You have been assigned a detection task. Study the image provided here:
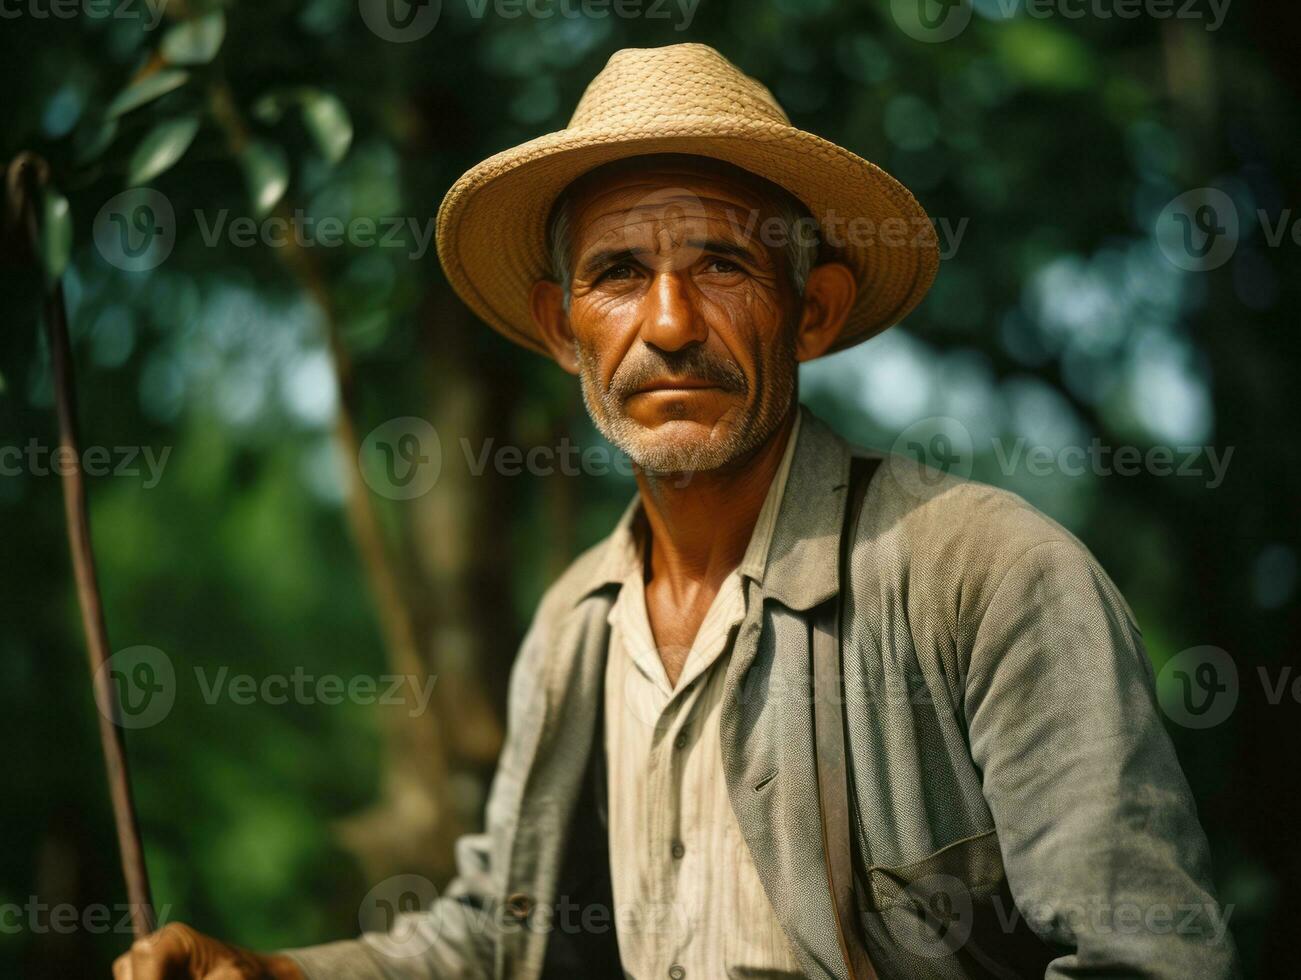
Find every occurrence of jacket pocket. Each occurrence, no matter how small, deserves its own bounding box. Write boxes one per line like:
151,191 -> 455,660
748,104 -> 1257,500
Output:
858,830 -> 1058,980
866,829 -> 1007,912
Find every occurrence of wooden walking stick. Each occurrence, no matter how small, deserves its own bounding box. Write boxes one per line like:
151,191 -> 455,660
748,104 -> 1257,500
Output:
6,153 -> 157,939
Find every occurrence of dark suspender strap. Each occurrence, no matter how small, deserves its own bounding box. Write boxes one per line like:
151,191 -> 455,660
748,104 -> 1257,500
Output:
813,455 -> 882,980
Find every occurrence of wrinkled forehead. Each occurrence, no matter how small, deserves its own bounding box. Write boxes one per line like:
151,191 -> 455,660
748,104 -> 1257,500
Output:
559,154 -> 796,253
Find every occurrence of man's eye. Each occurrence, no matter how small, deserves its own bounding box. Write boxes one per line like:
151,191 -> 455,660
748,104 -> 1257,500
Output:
704,257 -> 742,274
597,262 -> 636,282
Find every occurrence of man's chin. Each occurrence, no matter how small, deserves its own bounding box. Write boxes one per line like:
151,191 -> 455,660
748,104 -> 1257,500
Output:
618,422 -> 739,475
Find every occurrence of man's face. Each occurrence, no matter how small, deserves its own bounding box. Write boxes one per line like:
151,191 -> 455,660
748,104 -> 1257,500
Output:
561,159 -> 803,474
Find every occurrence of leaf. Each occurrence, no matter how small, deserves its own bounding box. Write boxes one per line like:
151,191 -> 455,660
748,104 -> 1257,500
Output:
107,70 -> 190,118
127,116 -> 201,186
300,91 -> 353,165
251,88 -> 353,165
252,91 -> 289,124
160,11 -> 227,66
240,140 -> 289,217
40,186 -> 73,286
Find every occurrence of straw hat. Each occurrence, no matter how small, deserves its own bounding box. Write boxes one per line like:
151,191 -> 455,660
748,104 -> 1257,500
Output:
436,43 -> 938,357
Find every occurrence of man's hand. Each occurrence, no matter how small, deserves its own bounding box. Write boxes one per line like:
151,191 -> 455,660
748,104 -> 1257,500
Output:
111,923 -> 304,979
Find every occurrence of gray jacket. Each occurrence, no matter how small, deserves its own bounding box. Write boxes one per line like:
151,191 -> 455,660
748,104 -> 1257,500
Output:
289,407 -> 1239,979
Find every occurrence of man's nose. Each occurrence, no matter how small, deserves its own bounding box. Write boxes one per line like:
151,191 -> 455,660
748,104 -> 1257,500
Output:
639,269 -> 707,352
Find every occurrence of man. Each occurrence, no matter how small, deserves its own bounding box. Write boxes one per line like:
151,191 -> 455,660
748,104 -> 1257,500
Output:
114,44 -> 1239,980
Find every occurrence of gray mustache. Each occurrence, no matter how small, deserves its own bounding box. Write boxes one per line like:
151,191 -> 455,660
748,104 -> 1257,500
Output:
609,347 -> 747,399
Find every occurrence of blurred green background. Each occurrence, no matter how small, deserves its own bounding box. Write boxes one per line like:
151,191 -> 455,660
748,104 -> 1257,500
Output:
2,0 -> 1298,975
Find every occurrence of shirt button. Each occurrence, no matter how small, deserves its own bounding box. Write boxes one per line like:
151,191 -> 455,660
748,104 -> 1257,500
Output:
673,731 -> 688,749
671,841 -> 685,859
669,966 -> 686,980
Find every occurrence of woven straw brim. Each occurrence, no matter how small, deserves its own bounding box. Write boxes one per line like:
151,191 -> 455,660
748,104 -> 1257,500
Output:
437,117 -> 939,357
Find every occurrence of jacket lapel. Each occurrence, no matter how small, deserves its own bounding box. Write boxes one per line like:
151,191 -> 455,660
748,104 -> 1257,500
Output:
721,407 -> 858,979
726,406 -> 855,680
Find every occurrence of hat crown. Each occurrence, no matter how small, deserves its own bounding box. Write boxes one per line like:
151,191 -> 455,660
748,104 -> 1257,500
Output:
568,43 -> 791,132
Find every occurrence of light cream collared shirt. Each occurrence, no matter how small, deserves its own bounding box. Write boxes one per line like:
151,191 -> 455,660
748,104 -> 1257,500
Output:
603,414 -> 804,980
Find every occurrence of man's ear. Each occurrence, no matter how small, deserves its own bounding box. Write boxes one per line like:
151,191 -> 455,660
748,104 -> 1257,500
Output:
530,280 -> 580,375
793,262 -> 857,363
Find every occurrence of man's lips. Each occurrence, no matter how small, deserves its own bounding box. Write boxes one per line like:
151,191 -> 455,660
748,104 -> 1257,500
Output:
629,377 -> 724,396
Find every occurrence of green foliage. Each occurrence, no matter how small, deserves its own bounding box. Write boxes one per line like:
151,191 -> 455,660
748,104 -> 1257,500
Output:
238,140 -> 290,217
126,116 -> 201,186
300,92 -> 353,166
107,70 -> 191,119
159,11 -> 227,66
253,88 -> 354,166
38,185 -> 73,287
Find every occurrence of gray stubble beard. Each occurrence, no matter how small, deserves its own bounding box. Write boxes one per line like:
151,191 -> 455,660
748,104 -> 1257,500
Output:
574,334 -> 796,477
